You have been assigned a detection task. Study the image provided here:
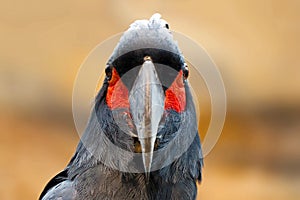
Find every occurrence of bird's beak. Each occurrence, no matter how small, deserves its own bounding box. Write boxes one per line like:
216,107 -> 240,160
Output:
129,56 -> 165,177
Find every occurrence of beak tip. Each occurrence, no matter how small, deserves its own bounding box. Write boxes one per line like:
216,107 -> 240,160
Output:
145,172 -> 150,182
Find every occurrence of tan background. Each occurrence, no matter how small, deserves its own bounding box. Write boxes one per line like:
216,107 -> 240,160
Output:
1,0 -> 300,199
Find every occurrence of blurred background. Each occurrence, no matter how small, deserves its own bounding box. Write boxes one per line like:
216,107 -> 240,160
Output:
1,0 -> 300,199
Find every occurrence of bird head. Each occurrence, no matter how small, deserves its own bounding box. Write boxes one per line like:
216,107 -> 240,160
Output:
39,14 -> 202,200
96,13 -> 190,177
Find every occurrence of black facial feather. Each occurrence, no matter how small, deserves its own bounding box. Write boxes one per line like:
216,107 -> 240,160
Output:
39,14 -> 203,200
111,48 -> 183,91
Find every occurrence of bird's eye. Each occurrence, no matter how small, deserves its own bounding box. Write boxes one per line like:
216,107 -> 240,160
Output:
105,64 -> 112,79
165,23 -> 169,29
182,63 -> 189,79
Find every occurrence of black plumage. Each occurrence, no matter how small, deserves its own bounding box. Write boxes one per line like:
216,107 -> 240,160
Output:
39,14 -> 203,200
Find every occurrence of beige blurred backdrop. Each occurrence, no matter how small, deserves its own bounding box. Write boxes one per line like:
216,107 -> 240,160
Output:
1,0 -> 300,199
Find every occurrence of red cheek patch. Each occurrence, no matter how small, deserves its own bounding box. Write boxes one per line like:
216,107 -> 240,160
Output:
106,68 -> 186,113
164,70 -> 186,112
106,68 -> 130,109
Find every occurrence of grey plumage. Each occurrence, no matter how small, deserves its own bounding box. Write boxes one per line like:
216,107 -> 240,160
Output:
40,14 -> 203,200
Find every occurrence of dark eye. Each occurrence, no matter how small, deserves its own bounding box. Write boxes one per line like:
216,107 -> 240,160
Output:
165,23 -> 169,29
105,64 -> 112,79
